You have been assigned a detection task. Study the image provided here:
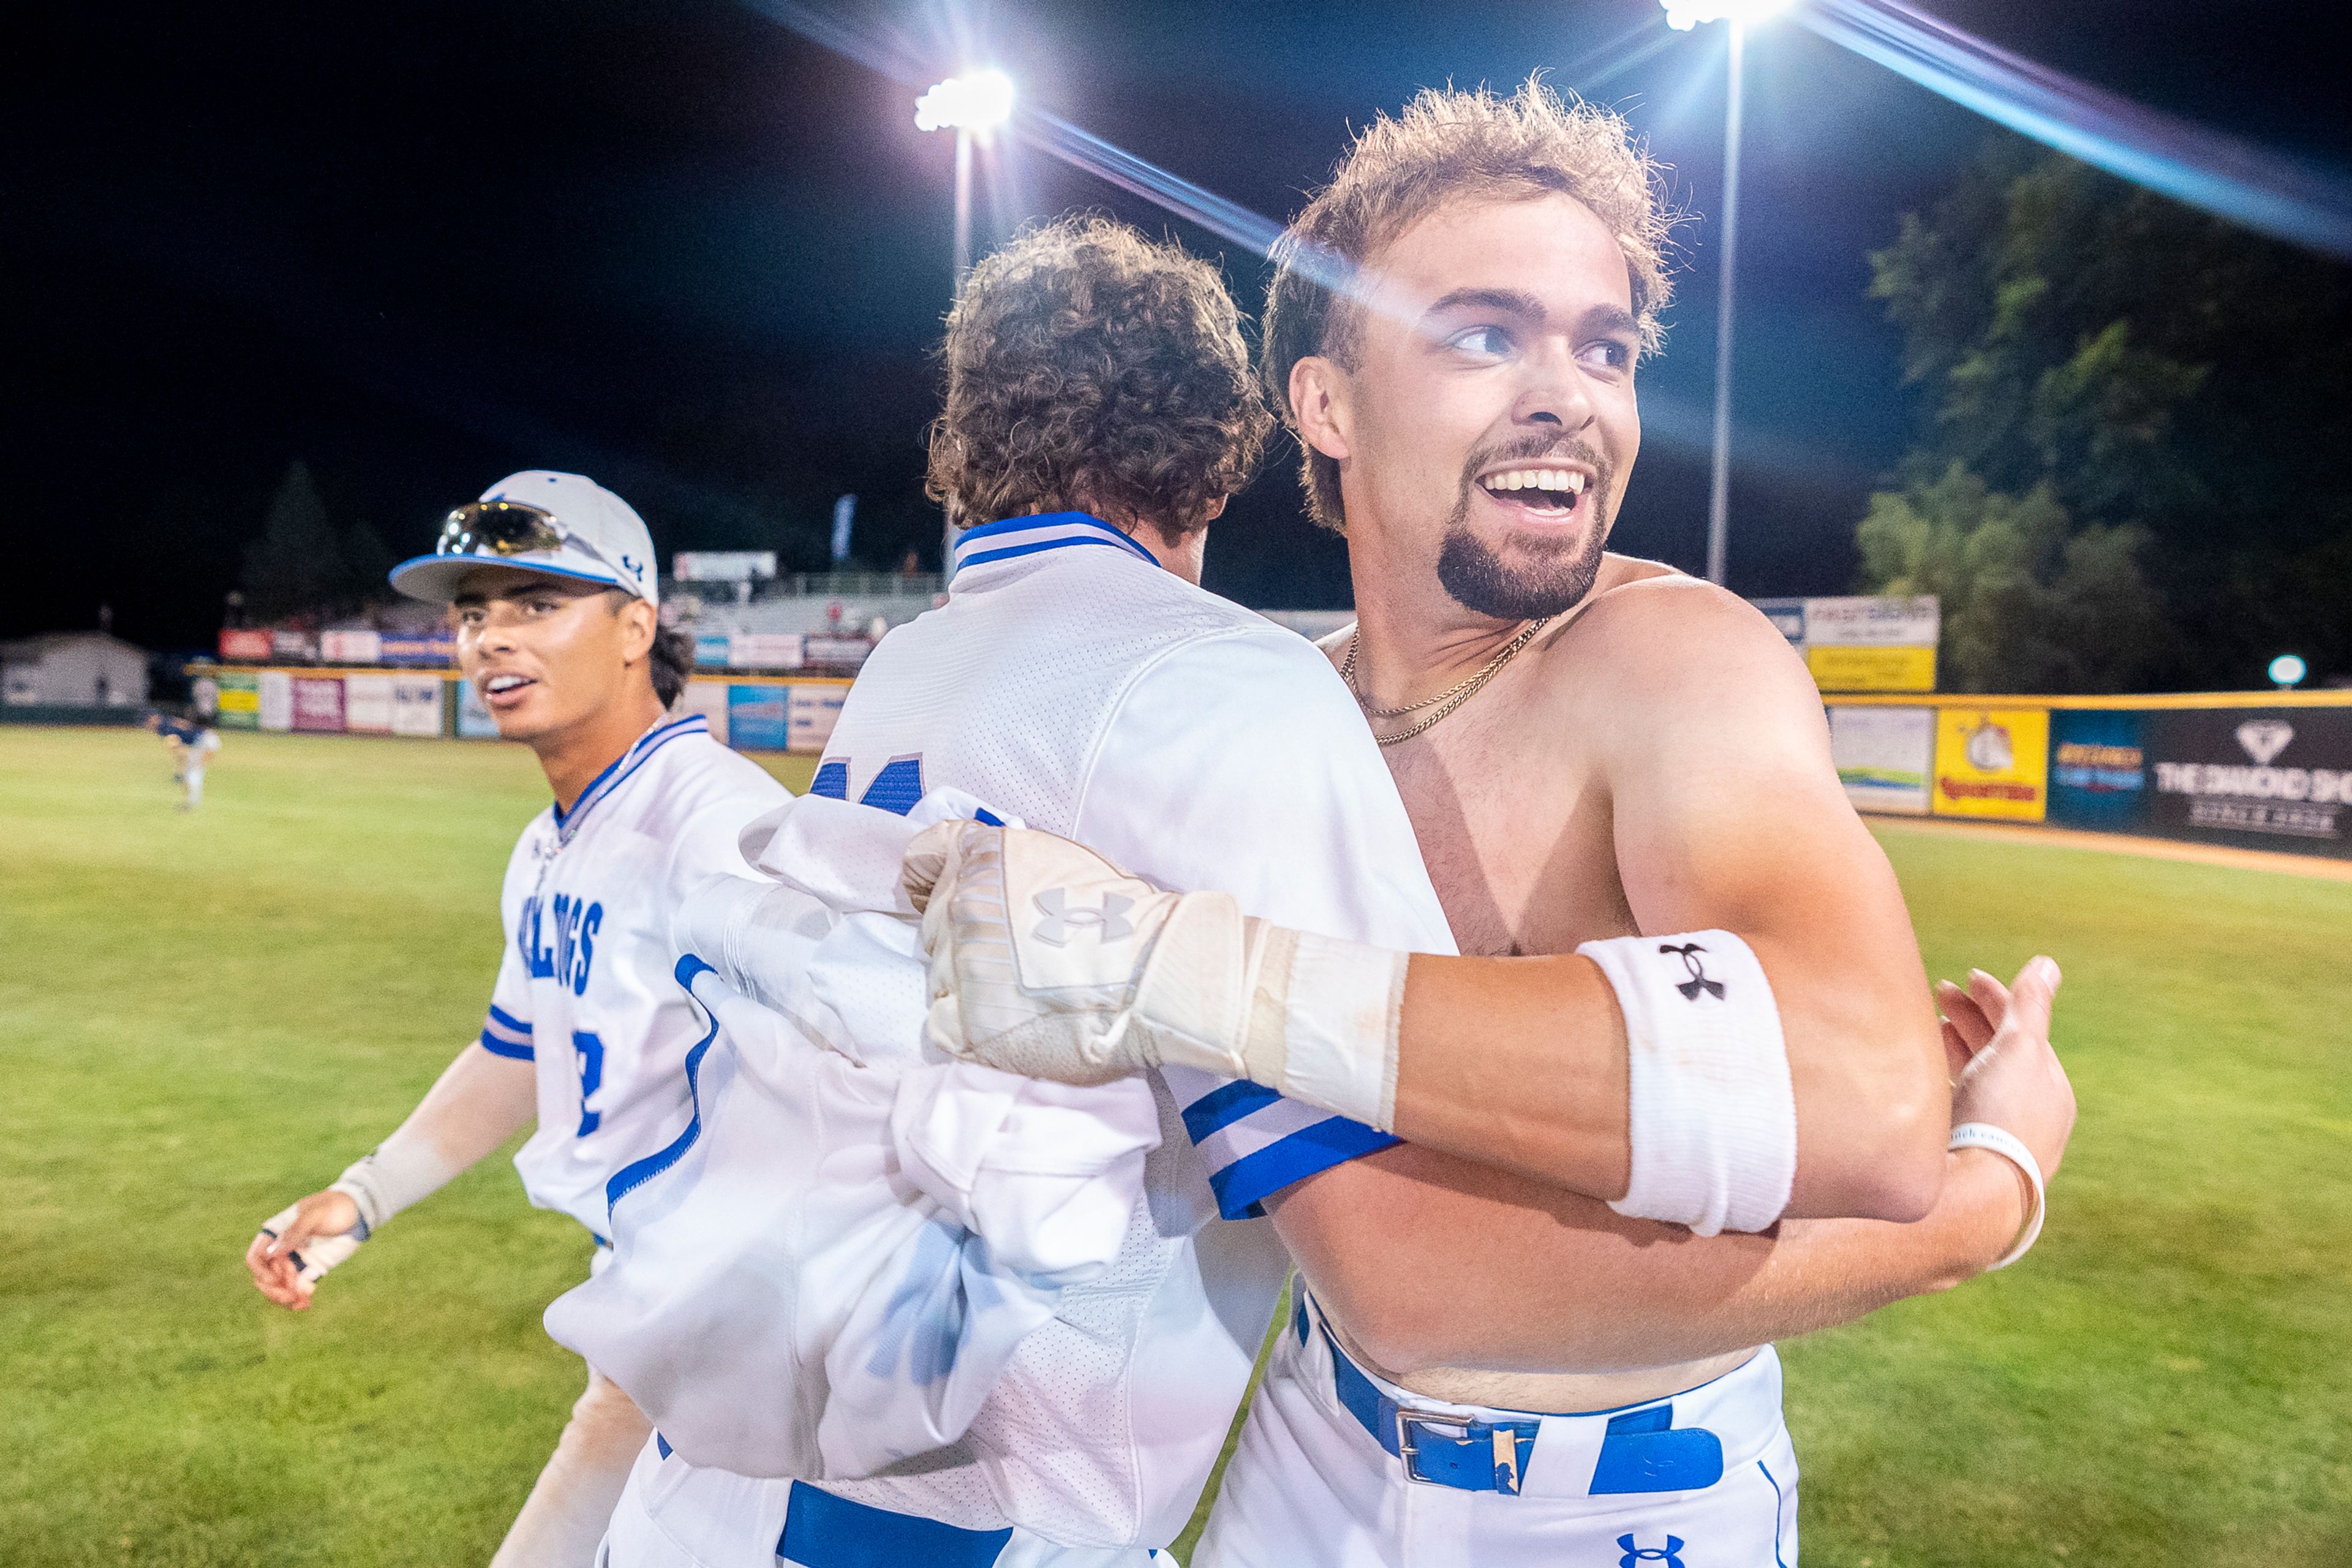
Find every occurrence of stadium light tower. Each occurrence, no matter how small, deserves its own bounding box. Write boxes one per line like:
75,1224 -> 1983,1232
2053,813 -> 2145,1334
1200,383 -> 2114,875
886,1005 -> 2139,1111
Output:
918,69 -> 1015,576
1664,0 -> 1794,586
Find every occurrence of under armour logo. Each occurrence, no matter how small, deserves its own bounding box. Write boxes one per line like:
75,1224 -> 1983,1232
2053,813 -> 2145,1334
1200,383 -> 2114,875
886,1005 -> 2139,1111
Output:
1659,943 -> 1725,1001
1618,1535 -> 1685,1568
1031,888 -> 1134,947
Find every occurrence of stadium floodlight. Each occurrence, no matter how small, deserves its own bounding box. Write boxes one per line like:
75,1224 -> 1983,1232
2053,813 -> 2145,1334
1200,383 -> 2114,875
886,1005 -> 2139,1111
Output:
1660,0 -> 1793,584
918,70 -> 1016,578
914,70 -> 1016,135
1662,0 -> 1796,30
2269,653 -> 2308,689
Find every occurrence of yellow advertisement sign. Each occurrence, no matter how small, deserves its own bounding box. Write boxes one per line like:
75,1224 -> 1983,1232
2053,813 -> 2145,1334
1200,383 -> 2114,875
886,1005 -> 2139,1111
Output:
1933,707 -> 2050,821
1806,644 -> 1937,693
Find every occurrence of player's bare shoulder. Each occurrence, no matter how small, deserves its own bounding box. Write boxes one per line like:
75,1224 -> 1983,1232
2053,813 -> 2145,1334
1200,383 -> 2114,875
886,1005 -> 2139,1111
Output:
1534,555 -> 1817,719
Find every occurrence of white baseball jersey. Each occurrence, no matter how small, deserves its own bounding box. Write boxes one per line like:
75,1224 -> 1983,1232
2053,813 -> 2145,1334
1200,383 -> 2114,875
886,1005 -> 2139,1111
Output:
610,512 -> 1457,1563
477,713 -> 791,1237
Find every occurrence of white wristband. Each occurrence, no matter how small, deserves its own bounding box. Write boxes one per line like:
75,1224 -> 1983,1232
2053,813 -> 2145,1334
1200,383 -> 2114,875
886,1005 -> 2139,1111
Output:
1580,929 -> 1796,1237
1948,1121 -> 2046,1270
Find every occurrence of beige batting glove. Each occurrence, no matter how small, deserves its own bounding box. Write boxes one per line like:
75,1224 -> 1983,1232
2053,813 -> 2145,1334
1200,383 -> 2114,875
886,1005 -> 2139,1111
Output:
902,821 -> 1409,1129
903,819 -> 1205,1082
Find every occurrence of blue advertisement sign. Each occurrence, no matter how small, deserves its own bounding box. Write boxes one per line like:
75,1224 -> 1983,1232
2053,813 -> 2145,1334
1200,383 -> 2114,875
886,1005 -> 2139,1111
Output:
728,684 -> 790,750
2047,710 -> 2147,830
693,633 -> 732,668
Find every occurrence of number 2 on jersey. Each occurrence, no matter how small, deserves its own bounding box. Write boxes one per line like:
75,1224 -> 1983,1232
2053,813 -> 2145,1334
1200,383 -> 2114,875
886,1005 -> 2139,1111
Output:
573,1030 -> 606,1136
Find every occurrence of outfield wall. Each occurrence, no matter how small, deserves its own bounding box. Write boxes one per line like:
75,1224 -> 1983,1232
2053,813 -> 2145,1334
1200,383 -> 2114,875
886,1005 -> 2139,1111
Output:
187,666 -> 855,755
183,665 -> 2352,859
1825,689 -> 2352,860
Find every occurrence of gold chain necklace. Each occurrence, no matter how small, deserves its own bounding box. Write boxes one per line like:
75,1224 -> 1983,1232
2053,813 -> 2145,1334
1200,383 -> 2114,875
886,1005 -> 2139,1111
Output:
1341,617 -> 1550,746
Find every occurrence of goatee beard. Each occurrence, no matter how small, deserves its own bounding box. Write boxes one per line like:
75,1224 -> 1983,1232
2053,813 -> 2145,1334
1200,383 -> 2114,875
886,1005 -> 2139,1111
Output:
1435,439 -> 1614,621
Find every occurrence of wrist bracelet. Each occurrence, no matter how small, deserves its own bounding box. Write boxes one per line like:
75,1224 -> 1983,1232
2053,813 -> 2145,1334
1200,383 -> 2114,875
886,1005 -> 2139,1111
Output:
1948,1122 -> 2045,1270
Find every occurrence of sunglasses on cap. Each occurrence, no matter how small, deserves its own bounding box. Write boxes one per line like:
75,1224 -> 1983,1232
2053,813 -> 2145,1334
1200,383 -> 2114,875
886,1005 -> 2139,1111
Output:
434,500 -> 637,590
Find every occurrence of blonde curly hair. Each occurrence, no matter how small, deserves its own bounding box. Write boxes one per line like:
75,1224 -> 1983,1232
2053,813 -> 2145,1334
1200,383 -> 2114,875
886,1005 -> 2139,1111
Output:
926,217 -> 1273,533
1264,80 -> 1677,532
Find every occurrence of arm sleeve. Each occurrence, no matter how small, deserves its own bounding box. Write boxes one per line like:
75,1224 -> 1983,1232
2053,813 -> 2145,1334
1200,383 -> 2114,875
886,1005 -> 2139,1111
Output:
1074,625 -> 1458,1218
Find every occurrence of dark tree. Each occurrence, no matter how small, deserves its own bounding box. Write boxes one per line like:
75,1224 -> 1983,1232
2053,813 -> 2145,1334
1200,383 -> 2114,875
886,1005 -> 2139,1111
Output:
1862,139 -> 2352,690
238,460 -> 346,622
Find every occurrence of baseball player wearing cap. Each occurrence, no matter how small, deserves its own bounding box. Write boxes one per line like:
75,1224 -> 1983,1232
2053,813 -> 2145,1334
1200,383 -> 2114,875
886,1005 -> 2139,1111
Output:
244,471 -> 790,1567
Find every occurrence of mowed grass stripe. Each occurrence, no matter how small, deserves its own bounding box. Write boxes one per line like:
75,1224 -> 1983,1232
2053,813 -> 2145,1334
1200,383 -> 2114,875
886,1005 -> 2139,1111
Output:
2,728 -> 2345,1566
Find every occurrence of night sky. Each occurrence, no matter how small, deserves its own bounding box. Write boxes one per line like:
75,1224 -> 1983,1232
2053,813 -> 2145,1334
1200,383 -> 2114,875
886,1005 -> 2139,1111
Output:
10,0 -> 2348,652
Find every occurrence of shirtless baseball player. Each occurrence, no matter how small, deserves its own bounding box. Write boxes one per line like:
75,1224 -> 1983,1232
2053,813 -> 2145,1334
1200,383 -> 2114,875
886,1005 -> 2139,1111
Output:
910,85 -> 2075,1565
243,472 -> 789,1566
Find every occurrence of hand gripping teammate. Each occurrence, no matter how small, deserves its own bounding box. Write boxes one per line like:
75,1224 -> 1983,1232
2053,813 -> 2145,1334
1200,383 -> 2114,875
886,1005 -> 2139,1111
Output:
910,86 -> 2076,1566
243,472 -> 790,1567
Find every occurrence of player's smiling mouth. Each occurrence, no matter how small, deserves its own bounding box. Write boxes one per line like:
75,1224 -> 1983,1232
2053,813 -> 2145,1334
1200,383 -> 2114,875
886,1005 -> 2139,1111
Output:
481,673 -> 538,706
1476,462 -> 1590,522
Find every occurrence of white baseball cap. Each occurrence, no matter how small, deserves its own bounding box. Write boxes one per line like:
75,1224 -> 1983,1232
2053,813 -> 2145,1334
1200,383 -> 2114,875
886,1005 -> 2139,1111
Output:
389,471 -> 660,606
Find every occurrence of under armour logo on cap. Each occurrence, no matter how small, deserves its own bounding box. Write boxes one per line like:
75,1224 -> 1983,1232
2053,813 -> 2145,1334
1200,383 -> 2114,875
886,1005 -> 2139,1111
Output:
1659,943 -> 1725,1002
1618,1535 -> 1686,1568
1031,888 -> 1134,948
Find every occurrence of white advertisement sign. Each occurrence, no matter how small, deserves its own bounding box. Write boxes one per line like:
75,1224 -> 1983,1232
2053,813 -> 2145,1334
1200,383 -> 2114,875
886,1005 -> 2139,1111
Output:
320,628 -> 383,665
1800,596 -> 1940,647
257,669 -> 293,733
729,633 -> 805,671
788,685 -> 845,755
343,673 -> 395,734
1830,705 -> 1935,815
675,551 -> 777,582
678,678 -> 729,745
391,676 -> 445,737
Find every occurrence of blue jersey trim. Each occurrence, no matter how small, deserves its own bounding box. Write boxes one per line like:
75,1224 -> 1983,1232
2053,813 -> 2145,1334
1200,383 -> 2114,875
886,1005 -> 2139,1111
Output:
477,1030 -> 535,1061
951,512 -> 1156,572
486,1004 -> 532,1036
1207,1115 -> 1400,1220
557,715 -> 708,842
604,954 -> 722,1211
1179,1078 -> 1284,1145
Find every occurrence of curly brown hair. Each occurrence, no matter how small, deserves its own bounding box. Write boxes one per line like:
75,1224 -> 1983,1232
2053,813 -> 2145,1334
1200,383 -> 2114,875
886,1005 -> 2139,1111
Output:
925,217 -> 1273,534
1264,80 -> 1678,532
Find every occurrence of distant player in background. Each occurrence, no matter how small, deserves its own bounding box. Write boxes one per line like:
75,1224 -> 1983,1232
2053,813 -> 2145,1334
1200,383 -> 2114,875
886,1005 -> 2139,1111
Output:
146,707 -> 219,809
243,472 -> 790,1567
177,713 -> 221,810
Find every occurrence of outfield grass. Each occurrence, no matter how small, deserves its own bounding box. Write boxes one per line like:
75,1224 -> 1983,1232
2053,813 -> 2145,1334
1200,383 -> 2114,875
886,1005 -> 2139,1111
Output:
2,728 -> 2346,1566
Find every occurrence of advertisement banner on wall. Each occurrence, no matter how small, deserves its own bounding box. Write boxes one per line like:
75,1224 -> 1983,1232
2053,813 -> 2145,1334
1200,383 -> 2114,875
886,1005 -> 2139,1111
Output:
454,679 -> 500,739
677,679 -> 729,745
291,677 -> 345,733
728,633 -> 805,671
2048,711 -> 2149,832
258,669 -> 293,732
2141,707 -> 2352,856
271,628 -> 320,663
343,673 -> 394,734
802,637 -> 873,672
214,671 -> 261,730
788,685 -> 846,755
218,628 -> 274,662
1830,706 -> 1934,815
1803,596 -> 1941,647
728,684 -> 790,750
391,676 -> 446,737
1805,644 -> 1938,693
321,629 -> 383,665
1932,706 -> 2049,821
693,633 -> 733,668
379,635 -> 456,667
